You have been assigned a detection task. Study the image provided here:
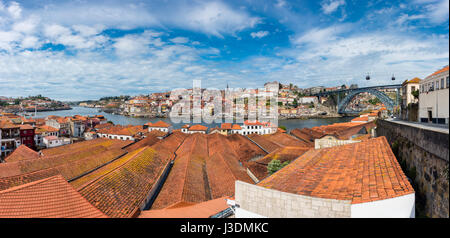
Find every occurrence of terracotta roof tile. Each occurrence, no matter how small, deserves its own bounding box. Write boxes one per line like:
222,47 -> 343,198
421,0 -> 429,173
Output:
78,133 -> 187,217
245,146 -> 310,180
146,120 -> 171,128
4,145 -> 39,163
0,175 -> 107,218
258,137 -> 414,204
188,125 -> 208,131
0,139 -> 131,180
427,65 -> 449,78
220,123 -> 232,130
152,133 -> 257,210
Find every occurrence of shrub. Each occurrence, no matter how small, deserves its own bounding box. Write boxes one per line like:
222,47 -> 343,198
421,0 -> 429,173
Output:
267,159 -> 290,175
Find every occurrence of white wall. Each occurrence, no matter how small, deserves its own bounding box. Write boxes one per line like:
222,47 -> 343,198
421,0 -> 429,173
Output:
235,208 -> 267,218
351,193 -> 415,218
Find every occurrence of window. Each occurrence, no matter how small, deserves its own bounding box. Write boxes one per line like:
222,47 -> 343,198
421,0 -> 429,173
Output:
436,81 -> 439,90
441,78 -> 444,89
447,76 -> 449,88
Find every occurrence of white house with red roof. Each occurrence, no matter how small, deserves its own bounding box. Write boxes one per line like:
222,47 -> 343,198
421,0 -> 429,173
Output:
181,124 -> 208,134
145,121 -> 173,134
239,120 -> 276,135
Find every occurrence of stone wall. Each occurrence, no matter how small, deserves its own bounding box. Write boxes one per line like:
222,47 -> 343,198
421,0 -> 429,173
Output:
235,181 -> 351,218
376,120 -> 449,218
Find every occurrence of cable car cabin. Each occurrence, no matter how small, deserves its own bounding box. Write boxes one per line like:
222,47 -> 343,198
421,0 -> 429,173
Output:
366,74 -> 370,80
391,75 -> 396,81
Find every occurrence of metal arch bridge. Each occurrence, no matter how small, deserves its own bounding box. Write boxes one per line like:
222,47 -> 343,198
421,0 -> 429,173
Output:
312,84 -> 402,114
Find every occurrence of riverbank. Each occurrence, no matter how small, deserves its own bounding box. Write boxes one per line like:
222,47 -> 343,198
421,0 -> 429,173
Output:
32,107 -> 355,131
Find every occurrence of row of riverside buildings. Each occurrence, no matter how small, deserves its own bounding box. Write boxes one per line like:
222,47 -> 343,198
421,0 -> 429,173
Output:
401,65 -> 449,124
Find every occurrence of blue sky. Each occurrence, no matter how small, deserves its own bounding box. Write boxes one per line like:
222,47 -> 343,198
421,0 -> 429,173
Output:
0,0 -> 448,100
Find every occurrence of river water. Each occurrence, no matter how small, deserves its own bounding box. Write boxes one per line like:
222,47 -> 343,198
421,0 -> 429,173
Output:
32,107 -> 353,131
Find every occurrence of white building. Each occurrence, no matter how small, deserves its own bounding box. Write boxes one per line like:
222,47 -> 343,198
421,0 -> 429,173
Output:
34,125 -> 59,148
145,121 -> 173,134
418,66 -> 449,124
43,136 -> 69,148
239,120 -> 276,135
298,96 -> 318,105
96,125 -> 144,141
181,125 -> 208,134
231,137 -> 415,218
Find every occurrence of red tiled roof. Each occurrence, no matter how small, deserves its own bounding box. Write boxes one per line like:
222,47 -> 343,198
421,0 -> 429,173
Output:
94,123 -> 114,130
0,175 -> 107,218
4,145 -> 39,163
36,125 -> 59,133
189,125 -> 208,131
245,146 -> 310,180
0,119 -> 19,129
97,124 -> 144,137
351,117 -> 369,122
244,120 -> 269,126
220,123 -> 232,130
79,147 -> 170,217
19,124 -> 34,130
232,124 -> 242,130
152,133 -> 257,210
138,197 -> 229,218
0,139 -> 131,180
427,65 -> 449,78
258,137 -> 414,204
146,120 -> 171,128
78,133 -> 187,217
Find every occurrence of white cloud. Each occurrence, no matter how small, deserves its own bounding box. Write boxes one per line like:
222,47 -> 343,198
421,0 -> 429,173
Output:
426,0 -> 449,24
251,31 -> 269,39
44,24 -> 71,38
170,37 -> 189,44
321,0 -> 346,14
293,25 -> 350,45
166,1 -> 260,37
412,0 -> 449,24
0,30 -> 20,51
43,24 -> 107,50
12,17 -> 40,34
28,1 -> 258,37
7,1 -> 21,19
396,14 -> 427,26
21,36 -> 40,49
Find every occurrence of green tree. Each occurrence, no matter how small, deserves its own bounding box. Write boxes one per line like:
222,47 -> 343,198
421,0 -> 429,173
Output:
278,125 -> 287,131
267,159 -> 290,175
293,98 -> 298,108
411,90 -> 419,100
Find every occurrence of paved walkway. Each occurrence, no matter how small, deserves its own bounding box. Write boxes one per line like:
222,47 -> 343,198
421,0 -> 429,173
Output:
387,119 -> 449,134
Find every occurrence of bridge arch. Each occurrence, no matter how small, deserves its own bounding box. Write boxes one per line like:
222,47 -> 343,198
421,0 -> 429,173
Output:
337,88 -> 395,114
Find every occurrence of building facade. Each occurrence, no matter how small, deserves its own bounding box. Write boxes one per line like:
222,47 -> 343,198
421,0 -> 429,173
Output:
0,121 -> 21,159
401,78 -> 420,121
418,66 -> 449,124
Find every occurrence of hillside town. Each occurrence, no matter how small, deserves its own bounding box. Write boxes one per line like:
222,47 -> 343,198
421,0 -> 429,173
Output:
78,82 -> 389,119
0,65 -> 448,218
0,95 -> 71,114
